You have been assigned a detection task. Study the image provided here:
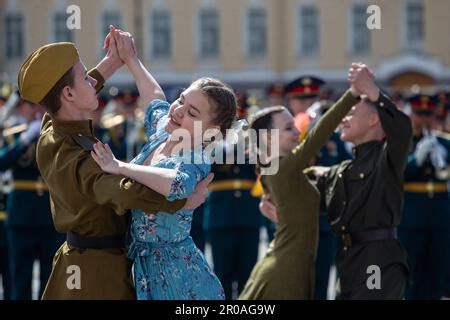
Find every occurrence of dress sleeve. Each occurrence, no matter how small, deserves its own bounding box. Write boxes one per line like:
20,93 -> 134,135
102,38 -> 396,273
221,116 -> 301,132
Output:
166,161 -> 210,201
144,99 -> 170,139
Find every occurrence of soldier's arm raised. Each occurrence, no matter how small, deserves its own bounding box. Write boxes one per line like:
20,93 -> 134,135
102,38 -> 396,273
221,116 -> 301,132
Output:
288,90 -> 358,171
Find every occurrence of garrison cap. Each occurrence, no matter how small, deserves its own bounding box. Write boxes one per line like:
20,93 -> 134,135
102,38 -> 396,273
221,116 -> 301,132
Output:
18,42 -> 79,104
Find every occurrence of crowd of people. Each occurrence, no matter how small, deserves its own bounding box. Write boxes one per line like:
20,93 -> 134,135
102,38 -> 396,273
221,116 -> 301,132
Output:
0,26 -> 449,300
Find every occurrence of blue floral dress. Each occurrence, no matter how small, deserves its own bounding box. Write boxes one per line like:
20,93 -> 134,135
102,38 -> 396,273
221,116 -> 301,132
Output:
128,99 -> 225,300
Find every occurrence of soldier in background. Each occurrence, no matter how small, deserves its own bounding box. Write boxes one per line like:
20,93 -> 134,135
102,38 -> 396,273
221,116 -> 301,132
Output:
104,89 -> 146,161
205,145 -> 261,300
433,91 -> 450,133
285,76 -> 325,137
205,96 -> 261,299
265,83 -> 285,107
0,161 -> 11,300
399,94 -> 450,299
0,99 -> 65,299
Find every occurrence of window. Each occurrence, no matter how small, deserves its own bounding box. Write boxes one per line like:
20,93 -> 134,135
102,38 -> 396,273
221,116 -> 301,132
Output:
102,11 -> 122,38
299,6 -> 319,56
199,9 -> 219,58
54,12 -> 73,42
351,4 -> 370,54
406,1 -> 424,45
5,14 -> 24,59
151,10 -> 171,59
247,8 -> 267,57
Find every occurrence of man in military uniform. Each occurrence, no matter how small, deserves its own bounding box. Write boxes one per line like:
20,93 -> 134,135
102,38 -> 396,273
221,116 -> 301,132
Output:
206,143 -> 261,300
399,94 -> 450,299
315,66 -> 412,299
0,99 -> 65,300
18,29 -> 209,299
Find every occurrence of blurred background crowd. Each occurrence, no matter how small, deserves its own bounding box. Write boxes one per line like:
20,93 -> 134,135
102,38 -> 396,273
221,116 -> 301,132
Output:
1,0 -> 449,300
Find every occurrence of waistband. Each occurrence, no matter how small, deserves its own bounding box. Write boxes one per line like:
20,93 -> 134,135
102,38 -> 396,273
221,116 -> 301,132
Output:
341,227 -> 397,251
66,232 -> 126,249
128,236 -> 194,259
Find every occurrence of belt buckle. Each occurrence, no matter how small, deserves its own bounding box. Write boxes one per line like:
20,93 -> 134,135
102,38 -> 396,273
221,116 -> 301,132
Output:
341,233 -> 352,250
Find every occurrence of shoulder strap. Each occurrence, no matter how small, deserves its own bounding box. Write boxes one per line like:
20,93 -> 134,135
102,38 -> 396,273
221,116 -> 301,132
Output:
73,135 -> 98,151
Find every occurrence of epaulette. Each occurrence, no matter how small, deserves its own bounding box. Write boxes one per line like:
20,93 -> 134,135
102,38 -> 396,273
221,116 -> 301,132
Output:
73,134 -> 98,151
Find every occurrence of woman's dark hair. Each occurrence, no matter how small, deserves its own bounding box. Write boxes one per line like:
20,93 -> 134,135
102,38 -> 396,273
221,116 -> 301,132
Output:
249,106 -> 287,174
40,67 -> 75,114
191,77 -> 237,135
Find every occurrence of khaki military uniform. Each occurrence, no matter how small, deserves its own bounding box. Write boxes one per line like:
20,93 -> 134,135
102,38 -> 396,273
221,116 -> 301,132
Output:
239,90 -> 357,300
37,70 -> 185,299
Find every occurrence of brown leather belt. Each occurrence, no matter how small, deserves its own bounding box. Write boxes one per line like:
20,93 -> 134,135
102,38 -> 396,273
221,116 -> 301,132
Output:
67,232 -> 126,249
341,227 -> 397,250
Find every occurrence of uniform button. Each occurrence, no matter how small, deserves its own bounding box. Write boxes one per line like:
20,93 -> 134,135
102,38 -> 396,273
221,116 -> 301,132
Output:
379,102 -> 384,107
341,225 -> 346,231
233,167 -> 240,174
359,173 -> 364,179
338,173 -> 343,178
343,246 -> 348,251
234,190 -> 242,198
78,133 -> 82,136
342,201 -> 346,206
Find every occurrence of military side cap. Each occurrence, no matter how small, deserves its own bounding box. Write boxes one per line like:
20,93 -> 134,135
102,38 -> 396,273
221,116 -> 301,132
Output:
18,42 -> 79,104
285,76 -> 324,100
408,94 -> 435,115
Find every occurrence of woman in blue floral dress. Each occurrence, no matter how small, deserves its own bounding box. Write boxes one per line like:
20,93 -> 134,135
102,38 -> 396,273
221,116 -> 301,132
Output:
91,28 -> 237,299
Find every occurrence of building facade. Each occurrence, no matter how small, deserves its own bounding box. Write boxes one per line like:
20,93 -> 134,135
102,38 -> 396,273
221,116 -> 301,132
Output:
1,0 -> 450,95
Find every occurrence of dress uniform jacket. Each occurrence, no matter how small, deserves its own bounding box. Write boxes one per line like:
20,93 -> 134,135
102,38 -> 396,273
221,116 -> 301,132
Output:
239,90 -> 358,300
400,131 -> 450,299
37,69 -> 185,299
1,124 -> 64,299
317,92 -> 412,299
206,145 -> 261,299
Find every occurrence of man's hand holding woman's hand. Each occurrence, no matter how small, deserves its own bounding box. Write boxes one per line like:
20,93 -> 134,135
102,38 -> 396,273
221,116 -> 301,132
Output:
348,62 -> 380,102
104,25 -> 137,65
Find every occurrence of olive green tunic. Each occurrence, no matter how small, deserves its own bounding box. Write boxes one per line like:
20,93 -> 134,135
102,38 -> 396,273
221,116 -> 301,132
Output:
37,69 -> 185,299
239,90 -> 358,300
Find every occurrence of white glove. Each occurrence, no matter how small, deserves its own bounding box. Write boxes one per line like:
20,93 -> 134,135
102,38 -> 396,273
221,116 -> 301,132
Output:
19,120 -> 41,146
430,142 -> 447,169
414,135 -> 435,166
